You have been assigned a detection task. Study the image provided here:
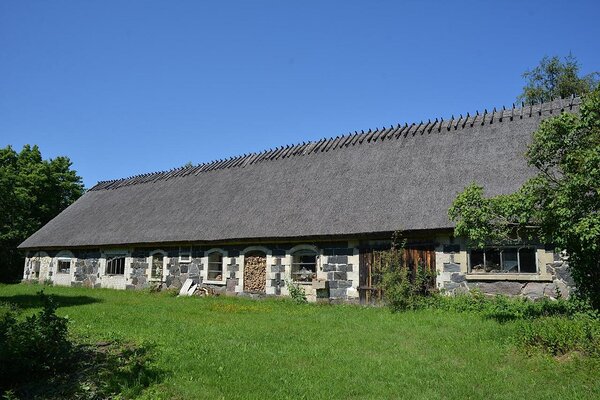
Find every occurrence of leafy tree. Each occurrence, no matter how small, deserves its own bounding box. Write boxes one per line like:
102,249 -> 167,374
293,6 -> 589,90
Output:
517,54 -> 599,104
449,86 -> 600,307
0,145 -> 84,282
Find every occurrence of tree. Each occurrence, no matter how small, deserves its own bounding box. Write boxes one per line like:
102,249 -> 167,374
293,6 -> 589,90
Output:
449,86 -> 600,307
0,145 -> 84,282
517,54 -> 599,104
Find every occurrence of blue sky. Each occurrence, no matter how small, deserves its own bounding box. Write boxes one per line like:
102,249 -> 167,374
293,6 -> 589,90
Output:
1,0 -> 599,188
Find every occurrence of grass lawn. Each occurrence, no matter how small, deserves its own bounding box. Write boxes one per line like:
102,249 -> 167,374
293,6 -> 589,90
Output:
1,283 -> 599,399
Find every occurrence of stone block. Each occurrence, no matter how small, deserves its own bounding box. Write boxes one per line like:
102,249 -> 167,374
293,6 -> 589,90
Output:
443,282 -> 460,291
327,271 -> 347,281
226,278 -> 237,293
553,280 -> 571,299
450,273 -> 466,283
554,263 -> 575,286
521,282 -> 546,299
328,255 -> 348,264
227,264 -> 239,272
474,281 -> 524,296
443,263 -> 461,272
336,264 -> 353,273
271,265 -> 284,273
329,288 -> 347,299
322,264 -> 335,272
337,280 -> 353,288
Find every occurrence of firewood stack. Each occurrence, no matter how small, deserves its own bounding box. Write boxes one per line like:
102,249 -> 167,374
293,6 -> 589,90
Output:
244,256 -> 266,293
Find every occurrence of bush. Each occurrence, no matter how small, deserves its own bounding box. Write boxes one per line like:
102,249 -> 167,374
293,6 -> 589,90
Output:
0,291 -> 162,399
0,291 -> 74,391
431,291 -> 600,357
286,280 -> 307,304
516,315 -> 600,357
379,246 -> 436,312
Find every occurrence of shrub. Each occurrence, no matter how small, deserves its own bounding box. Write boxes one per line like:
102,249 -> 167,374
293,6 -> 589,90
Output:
379,245 -> 436,312
516,315 -> 600,357
0,291 -> 162,398
286,280 -> 307,304
0,291 -> 74,392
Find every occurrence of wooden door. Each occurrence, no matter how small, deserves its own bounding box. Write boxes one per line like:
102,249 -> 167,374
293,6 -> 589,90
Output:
359,246 -> 436,304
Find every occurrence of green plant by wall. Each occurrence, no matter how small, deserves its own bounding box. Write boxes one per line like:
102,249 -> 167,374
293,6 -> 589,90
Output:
286,279 -> 307,304
378,233 -> 436,312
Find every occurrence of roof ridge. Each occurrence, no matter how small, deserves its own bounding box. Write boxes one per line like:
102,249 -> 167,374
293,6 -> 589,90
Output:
89,96 -> 581,191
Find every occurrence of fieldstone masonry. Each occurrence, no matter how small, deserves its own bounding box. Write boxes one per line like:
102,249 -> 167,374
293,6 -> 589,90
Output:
438,252 -> 575,300
22,242 -> 576,303
165,257 -> 203,290
72,258 -> 100,288
128,257 -> 149,290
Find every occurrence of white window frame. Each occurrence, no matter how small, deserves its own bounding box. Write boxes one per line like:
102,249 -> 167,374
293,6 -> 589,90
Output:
290,249 -> 319,284
468,246 -> 538,274
149,250 -> 167,281
55,250 -> 74,275
205,249 -> 226,283
179,246 -> 192,263
104,251 -> 129,276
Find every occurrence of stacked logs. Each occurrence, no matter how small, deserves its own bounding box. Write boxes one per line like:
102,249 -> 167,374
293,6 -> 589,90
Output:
244,256 -> 266,293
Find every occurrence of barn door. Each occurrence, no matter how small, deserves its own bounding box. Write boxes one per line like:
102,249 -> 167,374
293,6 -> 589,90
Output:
359,246 -> 436,304
243,253 -> 267,293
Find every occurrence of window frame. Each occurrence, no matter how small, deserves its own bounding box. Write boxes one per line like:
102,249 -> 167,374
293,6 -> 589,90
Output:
206,250 -> 225,282
54,251 -> 74,275
468,246 -> 538,274
149,250 -> 166,281
290,249 -> 318,284
179,246 -> 192,263
105,254 -> 127,276
56,259 -> 72,274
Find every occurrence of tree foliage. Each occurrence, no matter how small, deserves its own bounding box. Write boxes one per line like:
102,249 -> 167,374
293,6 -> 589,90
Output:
517,54 -> 599,104
0,145 -> 84,282
449,86 -> 600,307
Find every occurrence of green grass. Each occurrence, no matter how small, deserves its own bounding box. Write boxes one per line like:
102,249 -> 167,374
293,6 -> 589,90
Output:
1,283 -> 599,399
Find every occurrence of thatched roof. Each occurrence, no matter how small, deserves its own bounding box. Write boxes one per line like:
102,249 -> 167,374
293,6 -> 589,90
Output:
19,97 -> 581,249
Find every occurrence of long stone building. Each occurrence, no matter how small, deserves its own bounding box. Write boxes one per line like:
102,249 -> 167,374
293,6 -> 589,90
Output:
19,98 -> 578,302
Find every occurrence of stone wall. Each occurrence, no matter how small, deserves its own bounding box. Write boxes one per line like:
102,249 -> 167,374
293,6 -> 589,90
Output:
22,239 -> 577,303
436,244 -> 576,300
72,257 -> 101,288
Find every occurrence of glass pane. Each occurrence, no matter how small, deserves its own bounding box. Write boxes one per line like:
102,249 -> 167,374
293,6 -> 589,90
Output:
519,248 -> 537,273
207,264 -> 223,280
291,253 -> 316,282
485,250 -> 501,272
58,260 -> 70,273
151,254 -> 163,278
207,253 -> 223,280
470,250 -> 485,273
502,249 -> 518,273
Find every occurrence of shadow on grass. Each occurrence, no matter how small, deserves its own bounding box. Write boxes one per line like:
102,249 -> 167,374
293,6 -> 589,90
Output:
0,293 -> 102,310
7,341 -> 166,400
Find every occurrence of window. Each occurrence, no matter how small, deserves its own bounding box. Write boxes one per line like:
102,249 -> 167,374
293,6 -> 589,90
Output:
469,247 -> 537,274
207,252 -> 224,281
179,247 -> 191,263
106,256 -> 126,275
57,260 -> 71,274
291,250 -> 317,283
150,253 -> 165,280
